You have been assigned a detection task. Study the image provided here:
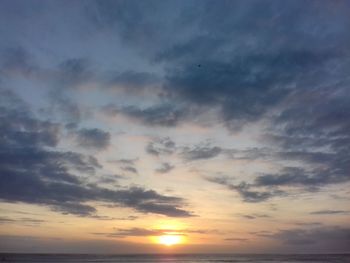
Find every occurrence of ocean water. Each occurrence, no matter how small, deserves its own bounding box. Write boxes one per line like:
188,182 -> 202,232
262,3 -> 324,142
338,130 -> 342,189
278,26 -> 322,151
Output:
0,254 -> 349,263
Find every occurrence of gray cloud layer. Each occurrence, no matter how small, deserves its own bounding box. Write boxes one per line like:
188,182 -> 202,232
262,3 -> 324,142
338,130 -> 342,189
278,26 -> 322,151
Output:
0,89 -> 193,218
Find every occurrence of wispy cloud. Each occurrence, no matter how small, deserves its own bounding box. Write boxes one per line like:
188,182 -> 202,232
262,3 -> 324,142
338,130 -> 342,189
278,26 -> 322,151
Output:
93,227 -> 217,238
310,210 -> 350,215
155,162 -> 175,174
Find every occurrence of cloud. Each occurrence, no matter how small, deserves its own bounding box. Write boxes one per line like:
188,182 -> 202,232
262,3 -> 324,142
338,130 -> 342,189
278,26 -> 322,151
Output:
182,143 -> 221,161
0,165 -> 193,217
293,222 -> 323,227
75,128 -> 111,150
103,103 -> 187,127
207,144 -> 350,200
56,58 -> 93,88
90,0 -> 189,57
206,176 -> 285,203
47,70 -> 93,124
94,228 -> 165,238
254,150 -> 350,188
233,183 -> 284,203
109,158 -> 139,175
0,217 -> 46,226
164,56 -> 291,128
310,210 -> 350,215
224,238 -> 248,242
155,162 -> 174,174
1,0 -> 350,232
50,94 -> 83,124
240,214 -> 270,220
93,1 -> 347,131
0,90 -> 193,218
98,175 -> 122,185
93,227 -> 215,238
0,46 -> 37,77
254,167 -> 319,187
88,0 -> 350,202
270,226 -> 350,248
145,137 -> 176,156
112,159 -> 138,165
121,166 -> 138,174
107,70 -> 159,90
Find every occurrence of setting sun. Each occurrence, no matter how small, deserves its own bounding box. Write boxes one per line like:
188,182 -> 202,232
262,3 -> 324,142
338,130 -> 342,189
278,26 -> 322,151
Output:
158,235 -> 182,246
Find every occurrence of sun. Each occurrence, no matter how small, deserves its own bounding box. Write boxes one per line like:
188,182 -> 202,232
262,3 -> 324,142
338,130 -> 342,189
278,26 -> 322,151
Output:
158,235 -> 182,246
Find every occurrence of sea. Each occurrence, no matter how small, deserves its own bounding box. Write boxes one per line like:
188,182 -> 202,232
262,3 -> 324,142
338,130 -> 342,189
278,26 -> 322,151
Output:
0,254 -> 349,263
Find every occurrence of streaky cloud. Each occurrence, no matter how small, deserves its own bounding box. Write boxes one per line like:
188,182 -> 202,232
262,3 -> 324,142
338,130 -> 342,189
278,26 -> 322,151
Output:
155,162 -> 174,174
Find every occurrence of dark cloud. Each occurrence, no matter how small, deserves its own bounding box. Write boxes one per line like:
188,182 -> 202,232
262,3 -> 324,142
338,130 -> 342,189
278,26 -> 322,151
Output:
249,230 -> 274,238
293,222 -> 323,227
155,162 -> 174,174
261,88 -> 350,190
98,175 -> 123,185
56,58 -> 93,88
113,215 -> 138,221
3,0 -> 349,131
240,214 -> 270,220
273,88 -> 350,141
121,166 -> 138,174
75,128 -> 111,150
52,202 -> 98,217
50,94 -> 83,124
224,238 -> 248,242
107,70 -> 159,90
232,183 -> 284,203
89,0 -> 350,189
48,61 -> 92,123
207,176 -> 284,203
254,149 -> 350,188
0,90 -> 193,218
310,210 -> 350,215
0,217 -> 46,226
90,0 -> 350,202
109,158 -> 139,175
270,227 -> 350,249
146,137 -> 176,156
90,0 -> 349,130
90,0 -> 188,57
93,215 -> 139,221
1,164 -> 193,217
96,228 -> 165,238
208,143 -> 350,200
182,143 -> 221,161
164,51 -> 332,130
224,147 -> 272,161
0,46 -> 37,77
112,159 -> 138,165
255,167 -> 320,187
103,103 -> 187,127
92,1 -> 349,58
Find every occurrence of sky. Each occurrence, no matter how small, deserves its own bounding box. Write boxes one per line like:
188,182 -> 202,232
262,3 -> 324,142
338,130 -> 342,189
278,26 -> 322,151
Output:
0,0 -> 350,254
